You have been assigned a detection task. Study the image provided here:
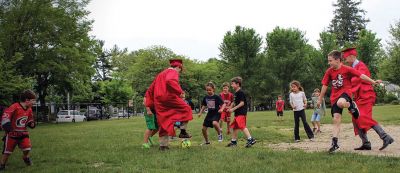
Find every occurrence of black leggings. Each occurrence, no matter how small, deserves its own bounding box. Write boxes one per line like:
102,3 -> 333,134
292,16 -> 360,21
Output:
293,109 -> 314,140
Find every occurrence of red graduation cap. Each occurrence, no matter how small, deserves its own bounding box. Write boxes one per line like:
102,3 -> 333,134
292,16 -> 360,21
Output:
342,47 -> 357,59
169,59 -> 183,68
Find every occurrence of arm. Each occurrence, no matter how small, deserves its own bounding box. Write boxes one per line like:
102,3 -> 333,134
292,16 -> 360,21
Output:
1,106 -> 14,132
360,74 -> 380,85
289,94 -> 295,110
229,101 -> 244,113
317,85 -> 328,108
197,106 -> 206,117
26,110 -> 35,129
303,92 -> 307,108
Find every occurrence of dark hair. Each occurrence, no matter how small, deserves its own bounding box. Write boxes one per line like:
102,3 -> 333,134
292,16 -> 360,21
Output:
328,50 -> 342,61
20,90 -> 36,102
231,76 -> 242,87
278,95 -> 282,98
314,88 -> 320,93
205,82 -> 215,89
222,82 -> 230,88
289,80 -> 304,92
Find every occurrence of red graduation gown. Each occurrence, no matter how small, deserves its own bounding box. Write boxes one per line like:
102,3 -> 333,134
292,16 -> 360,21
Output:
145,68 -> 193,136
351,61 -> 378,134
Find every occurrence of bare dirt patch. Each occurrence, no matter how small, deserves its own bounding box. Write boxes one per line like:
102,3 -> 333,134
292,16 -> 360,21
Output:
269,123 -> 399,157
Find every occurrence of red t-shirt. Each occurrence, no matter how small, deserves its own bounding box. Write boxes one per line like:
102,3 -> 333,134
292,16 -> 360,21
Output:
276,100 -> 284,111
321,65 -> 361,105
1,103 -> 34,135
220,92 -> 234,107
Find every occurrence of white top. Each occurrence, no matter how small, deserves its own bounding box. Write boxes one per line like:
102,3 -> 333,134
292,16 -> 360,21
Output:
289,91 -> 307,111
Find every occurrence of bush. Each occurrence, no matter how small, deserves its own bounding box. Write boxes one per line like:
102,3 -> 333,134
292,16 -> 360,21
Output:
391,100 -> 400,105
384,93 -> 398,104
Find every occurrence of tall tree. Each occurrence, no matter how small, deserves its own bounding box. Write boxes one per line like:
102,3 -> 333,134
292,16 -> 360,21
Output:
328,0 -> 369,46
219,26 -> 263,110
265,27 -> 311,96
356,29 -> 382,78
379,20 -> 400,85
0,0 -> 96,107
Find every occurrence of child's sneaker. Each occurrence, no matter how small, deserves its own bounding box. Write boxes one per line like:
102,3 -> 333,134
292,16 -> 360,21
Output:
218,135 -> 223,142
226,142 -> 237,147
142,143 -> 151,149
295,139 -> 301,143
328,144 -> 340,154
23,157 -> 32,166
178,131 -> 192,138
348,101 -> 360,119
245,138 -> 256,148
200,142 -> 211,146
309,138 -> 315,142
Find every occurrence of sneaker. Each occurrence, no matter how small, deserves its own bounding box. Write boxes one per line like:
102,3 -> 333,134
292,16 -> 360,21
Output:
200,142 -> 211,146
349,101 -> 360,119
295,139 -> 301,143
218,135 -> 223,142
380,136 -> 394,151
159,146 -> 170,151
354,142 -> 371,150
178,131 -> 192,139
23,157 -> 32,166
142,143 -> 151,149
226,142 -> 237,147
245,138 -> 256,148
309,138 -> 315,142
328,144 -> 340,154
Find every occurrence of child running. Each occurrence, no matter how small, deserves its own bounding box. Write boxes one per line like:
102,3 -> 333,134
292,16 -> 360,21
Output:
289,80 -> 314,142
276,95 -> 285,121
311,88 -> 325,134
142,96 -> 158,149
226,77 -> 256,148
317,50 -> 380,153
219,82 -> 234,135
198,82 -> 226,144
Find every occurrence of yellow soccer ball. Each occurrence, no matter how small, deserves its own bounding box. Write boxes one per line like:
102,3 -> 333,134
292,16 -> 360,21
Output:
181,139 -> 191,148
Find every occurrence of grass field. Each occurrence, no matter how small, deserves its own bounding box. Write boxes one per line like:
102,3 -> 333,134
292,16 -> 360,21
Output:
4,105 -> 400,173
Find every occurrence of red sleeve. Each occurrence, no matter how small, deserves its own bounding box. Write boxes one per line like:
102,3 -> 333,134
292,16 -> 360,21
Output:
358,63 -> 372,84
1,104 -> 15,127
321,68 -> 331,86
144,81 -> 155,108
165,70 -> 183,95
348,66 -> 361,77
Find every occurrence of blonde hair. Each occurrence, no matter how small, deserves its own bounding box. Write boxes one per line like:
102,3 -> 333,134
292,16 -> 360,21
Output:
222,82 -> 230,88
205,81 -> 216,89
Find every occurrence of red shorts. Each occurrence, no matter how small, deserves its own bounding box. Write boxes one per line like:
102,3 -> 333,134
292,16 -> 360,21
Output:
220,111 -> 231,122
230,115 -> 247,130
2,134 -> 32,154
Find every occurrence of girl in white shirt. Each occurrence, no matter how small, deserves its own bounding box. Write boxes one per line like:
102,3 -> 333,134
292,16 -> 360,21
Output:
289,80 -> 314,142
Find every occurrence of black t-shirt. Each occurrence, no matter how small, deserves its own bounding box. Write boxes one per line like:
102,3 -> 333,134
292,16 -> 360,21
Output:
202,94 -> 224,119
234,89 -> 247,116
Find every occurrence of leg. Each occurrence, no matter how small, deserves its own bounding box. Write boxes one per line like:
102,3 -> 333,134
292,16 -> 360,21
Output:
22,150 -> 32,166
143,129 -> 152,143
294,111 -> 300,141
202,126 -> 209,143
0,154 -> 10,167
372,124 -> 394,150
299,110 -> 314,139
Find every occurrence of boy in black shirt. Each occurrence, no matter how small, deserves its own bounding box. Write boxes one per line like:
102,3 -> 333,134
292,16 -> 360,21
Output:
226,77 -> 256,148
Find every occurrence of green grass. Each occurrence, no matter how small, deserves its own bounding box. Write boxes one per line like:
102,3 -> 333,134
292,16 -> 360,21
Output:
5,105 -> 400,173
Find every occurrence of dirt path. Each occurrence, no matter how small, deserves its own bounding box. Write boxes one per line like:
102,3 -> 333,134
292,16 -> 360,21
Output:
268,123 -> 399,157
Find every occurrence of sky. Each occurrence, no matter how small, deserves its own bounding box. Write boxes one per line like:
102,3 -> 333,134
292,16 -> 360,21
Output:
87,0 -> 400,61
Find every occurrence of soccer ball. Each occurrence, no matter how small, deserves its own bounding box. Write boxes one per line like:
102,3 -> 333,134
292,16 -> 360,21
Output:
181,139 -> 191,148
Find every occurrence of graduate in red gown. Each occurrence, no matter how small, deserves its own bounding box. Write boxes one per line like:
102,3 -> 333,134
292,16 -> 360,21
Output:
343,48 -> 394,151
145,59 -> 193,150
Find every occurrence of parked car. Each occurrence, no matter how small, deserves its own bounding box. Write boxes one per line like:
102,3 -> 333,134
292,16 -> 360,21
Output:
56,110 -> 86,123
85,107 -> 101,120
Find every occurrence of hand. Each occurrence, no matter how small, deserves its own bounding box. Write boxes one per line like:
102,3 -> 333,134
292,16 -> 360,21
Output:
374,79 -> 382,85
197,113 -> 202,118
316,100 -> 321,108
303,104 -> 307,108
228,108 -> 234,113
146,109 -> 153,116
26,121 -> 36,129
218,109 -> 223,113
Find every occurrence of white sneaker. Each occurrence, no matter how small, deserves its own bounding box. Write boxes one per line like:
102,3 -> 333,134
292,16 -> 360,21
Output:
218,135 -> 223,142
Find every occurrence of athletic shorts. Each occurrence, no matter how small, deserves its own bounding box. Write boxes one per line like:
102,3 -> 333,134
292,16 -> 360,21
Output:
203,114 -> 221,128
230,115 -> 247,130
2,134 -> 31,154
144,109 -> 158,130
311,112 -> 321,122
220,111 -> 231,122
276,111 -> 283,116
331,93 -> 352,117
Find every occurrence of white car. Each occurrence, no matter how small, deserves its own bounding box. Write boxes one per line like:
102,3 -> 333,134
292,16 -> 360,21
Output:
56,110 -> 86,123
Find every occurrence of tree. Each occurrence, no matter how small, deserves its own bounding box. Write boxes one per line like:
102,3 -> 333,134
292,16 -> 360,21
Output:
0,0 -> 96,107
265,27 -> 311,96
219,26 -> 263,110
356,29 -> 382,78
379,20 -> 400,85
328,0 -> 369,46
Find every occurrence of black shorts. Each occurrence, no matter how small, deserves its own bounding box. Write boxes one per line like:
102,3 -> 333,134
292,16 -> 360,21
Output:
203,114 -> 220,128
276,111 -> 283,116
331,93 -> 352,117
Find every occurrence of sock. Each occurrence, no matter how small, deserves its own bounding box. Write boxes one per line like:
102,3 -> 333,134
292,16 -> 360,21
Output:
332,137 -> 338,145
